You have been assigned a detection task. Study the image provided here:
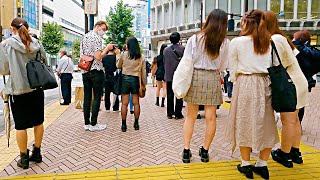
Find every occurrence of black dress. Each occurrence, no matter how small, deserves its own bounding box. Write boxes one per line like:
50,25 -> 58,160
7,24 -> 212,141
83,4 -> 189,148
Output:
156,55 -> 165,81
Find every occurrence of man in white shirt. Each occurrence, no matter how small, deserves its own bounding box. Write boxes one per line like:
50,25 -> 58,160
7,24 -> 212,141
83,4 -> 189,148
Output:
56,48 -> 74,105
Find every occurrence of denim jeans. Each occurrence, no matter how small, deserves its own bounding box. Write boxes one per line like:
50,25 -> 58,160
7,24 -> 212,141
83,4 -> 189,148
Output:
82,70 -> 104,126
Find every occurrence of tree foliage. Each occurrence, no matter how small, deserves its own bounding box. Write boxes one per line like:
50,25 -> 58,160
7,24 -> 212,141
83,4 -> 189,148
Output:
40,22 -> 64,56
106,0 -> 134,48
72,39 -> 81,61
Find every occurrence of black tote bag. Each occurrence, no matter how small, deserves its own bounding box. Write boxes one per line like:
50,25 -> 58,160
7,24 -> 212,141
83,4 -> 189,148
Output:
267,41 -> 297,112
26,51 -> 58,90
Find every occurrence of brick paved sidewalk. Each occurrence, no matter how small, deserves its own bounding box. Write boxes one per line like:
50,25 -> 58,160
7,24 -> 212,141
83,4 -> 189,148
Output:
0,86 -> 319,178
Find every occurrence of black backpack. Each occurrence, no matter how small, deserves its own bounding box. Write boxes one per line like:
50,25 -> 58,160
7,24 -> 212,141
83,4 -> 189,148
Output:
296,43 -> 320,77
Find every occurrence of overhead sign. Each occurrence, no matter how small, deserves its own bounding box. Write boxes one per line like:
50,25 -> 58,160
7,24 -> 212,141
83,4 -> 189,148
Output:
84,0 -> 98,15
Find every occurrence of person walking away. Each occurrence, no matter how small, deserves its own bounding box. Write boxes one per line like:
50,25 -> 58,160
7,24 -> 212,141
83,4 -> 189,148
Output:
264,11 -> 309,169
225,10 -> 279,179
163,32 -> 185,119
56,48 -> 74,105
292,30 -> 320,123
151,57 -> 157,87
122,45 -> 134,114
181,9 -> 229,164
0,18 -> 48,169
102,46 -> 119,112
155,44 -> 168,107
80,21 -> 115,132
116,37 -> 147,132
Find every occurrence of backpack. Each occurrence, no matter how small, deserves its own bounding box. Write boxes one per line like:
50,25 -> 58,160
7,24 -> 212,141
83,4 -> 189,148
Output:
296,44 -> 320,77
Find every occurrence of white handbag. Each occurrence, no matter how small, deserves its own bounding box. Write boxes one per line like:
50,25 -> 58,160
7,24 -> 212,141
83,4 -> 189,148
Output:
172,56 -> 194,99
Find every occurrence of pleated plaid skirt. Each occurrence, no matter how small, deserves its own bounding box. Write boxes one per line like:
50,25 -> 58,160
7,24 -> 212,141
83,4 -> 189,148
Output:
184,69 -> 223,105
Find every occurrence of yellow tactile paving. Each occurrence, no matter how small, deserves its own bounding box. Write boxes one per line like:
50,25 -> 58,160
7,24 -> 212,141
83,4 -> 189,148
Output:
2,153 -> 320,179
1,101 -> 320,179
0,101 -> 70,172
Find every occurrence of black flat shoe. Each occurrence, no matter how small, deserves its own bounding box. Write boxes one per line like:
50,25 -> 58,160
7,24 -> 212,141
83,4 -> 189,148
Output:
271,149 -> 293,168
121,124 -> 127,132
199,146 -> 209,162
167,115 -> 173,119
290,148 -> 303,164
237,164 -> 253,179
130,110 -> 134,114
252,165 -> 269,179
60,102 -> 70,105
175,115 -> 184,120
182,149 -> 192,163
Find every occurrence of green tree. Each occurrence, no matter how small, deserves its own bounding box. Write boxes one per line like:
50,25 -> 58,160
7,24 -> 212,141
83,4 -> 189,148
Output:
72,39 -> 81,62
106,0 -> 134,48
40,22 -> 64,61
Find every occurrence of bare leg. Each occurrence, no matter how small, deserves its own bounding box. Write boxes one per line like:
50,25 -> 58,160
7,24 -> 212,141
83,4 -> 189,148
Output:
183,103 -> 199,149
259,148 -> 272,161
156,81 -> 162,97
121,94 -> 130,120
292,113 -> 302,149
240,146 -> 251,161
132,94 -> 140,120
16,130 -> 28,153
162,81 -> 167,97
34,124 -> 44,148
203,105 -> 217,150
280,111 -> 299,153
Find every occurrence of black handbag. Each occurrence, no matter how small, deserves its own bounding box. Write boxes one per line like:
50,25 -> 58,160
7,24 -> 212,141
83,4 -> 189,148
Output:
26,51 -> 58,90
267,41 -> 297,112
113,70 -> 122,95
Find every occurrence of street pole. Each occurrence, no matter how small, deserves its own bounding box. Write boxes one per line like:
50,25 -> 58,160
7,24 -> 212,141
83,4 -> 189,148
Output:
245,0 -> 248,12
82,0 -> 89,33
200,2 -> 203,30
0,0 -> 2,42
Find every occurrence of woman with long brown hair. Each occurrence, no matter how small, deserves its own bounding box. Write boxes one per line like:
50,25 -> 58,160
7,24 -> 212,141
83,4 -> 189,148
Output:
182,9 -> 229,163
264,11 -> 309,168
0,18 -> 47,169
226,10 -> 279,179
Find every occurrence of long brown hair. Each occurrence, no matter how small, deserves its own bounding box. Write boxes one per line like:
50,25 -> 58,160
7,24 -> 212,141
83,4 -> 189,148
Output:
11,18 -> 33,53
200,9 -> 228,60
240,10 -> 270,55
264,11 -> 295,50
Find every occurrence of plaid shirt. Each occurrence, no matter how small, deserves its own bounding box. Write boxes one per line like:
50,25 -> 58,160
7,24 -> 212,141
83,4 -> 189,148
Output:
80,31 -> 104,72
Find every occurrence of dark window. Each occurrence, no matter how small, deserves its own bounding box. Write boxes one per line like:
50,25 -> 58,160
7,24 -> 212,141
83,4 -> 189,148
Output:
42,7 -> 54,17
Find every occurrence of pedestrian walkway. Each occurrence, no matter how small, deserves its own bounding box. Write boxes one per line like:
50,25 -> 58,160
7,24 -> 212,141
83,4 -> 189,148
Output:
0,86 -> 319,179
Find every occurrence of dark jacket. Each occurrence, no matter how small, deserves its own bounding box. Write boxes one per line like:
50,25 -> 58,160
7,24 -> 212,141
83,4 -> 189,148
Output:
163,44 -> 185,82
293,40 -> 319,92
102,54 -> 117,83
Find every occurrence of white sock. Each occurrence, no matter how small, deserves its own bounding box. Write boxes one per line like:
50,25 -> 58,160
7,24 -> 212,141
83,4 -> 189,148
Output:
255,157 -> 268,167
241,159 -> 251,167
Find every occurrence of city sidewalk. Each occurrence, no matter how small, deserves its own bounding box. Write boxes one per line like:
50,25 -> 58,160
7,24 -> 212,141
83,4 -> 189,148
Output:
0,86 -> 319,179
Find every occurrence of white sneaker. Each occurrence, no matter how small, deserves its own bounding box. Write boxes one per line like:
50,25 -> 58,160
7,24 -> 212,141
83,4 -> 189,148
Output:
89,124 -> 107,132
84,125 -> 91,131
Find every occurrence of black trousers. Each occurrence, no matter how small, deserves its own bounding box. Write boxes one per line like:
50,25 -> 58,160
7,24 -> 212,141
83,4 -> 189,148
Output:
60,73 -> 73,104
82,70 -> 104,126
226,82 -> 233,98
104,81 -> 119,111
166,81 -> 183,117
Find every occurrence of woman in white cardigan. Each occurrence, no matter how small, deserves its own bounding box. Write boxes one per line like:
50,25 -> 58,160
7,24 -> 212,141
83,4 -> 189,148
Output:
226,10 -> 279,179
264,11 -> 309,169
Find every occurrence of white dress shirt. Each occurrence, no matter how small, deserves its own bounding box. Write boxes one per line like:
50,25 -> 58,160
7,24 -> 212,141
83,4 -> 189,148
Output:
57,55 -> 74,74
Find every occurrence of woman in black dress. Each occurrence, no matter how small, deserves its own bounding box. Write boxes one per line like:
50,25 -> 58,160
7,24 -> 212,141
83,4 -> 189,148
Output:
155,44 -> 168,107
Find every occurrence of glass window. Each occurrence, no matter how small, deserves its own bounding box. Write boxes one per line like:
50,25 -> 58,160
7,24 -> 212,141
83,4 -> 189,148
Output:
270,0 -> 280,15
298,0 -> 307,19
231,0 -> 241,20
22,0 -> 39,29
257,0 -> 267,11
284,1 -> 294,19
205,0 -> 215,17
248,0 -> 254,11
218,0 -> 228,12
312,0 -> 320,19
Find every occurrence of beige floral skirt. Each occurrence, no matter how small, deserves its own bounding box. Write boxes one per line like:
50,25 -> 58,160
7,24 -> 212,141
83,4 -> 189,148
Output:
225,74 -> 279,152
184,69 -> 223,106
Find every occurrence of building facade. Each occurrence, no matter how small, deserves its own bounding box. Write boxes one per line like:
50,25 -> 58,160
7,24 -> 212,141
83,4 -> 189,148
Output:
42,0 -> 85,67
150,0 -> 320,56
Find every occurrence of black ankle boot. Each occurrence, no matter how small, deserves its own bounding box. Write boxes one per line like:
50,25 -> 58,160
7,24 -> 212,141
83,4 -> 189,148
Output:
271,149 -> 293,168
182,149 -> 192,163
290,147 -> 303,164
29,144 -> 42,163
121,120 -> 127,132
17,150 -> 29,169
161,98 -> 165,107
134,119 -> 139,130
155,97 -> 159,106
199,146 -> 209,162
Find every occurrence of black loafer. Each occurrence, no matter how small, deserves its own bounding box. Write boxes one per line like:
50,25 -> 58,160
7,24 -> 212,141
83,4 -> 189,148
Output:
175,115 -> 184,120
167,115 -> 173,119
252,165 -> 269,179
271,149 -> 293,168
290,148 -> 303,164
237,164 -> 253,179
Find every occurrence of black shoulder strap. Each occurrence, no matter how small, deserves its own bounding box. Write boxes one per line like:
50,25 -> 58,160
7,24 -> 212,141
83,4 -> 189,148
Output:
170,45 -> 183,60
271,40 -> 282,66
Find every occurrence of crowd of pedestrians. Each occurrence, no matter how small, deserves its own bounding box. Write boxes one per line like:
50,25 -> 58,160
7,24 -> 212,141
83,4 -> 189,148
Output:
0,7 -> 319,179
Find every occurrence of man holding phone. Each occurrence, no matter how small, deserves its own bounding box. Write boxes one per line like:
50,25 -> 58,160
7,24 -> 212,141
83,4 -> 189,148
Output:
80,21 -> 115,132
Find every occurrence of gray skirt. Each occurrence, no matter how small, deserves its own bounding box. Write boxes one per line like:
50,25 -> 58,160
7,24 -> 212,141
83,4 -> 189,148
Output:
184,69 -> 223,105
